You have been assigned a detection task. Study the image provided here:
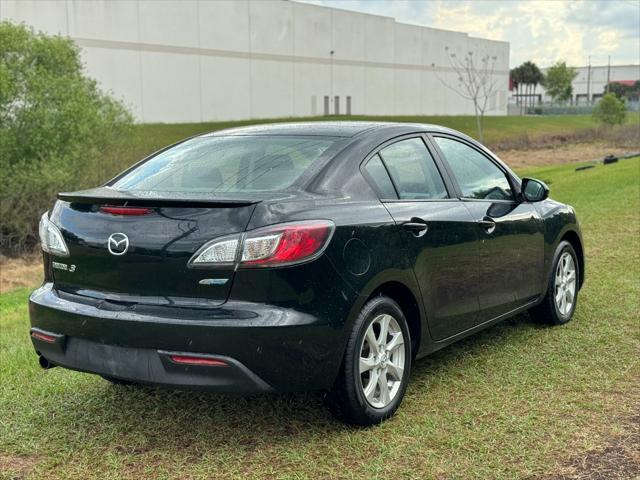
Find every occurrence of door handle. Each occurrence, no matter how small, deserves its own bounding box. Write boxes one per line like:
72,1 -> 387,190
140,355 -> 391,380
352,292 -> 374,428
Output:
477,217 -> 496,234
403,218 -> 428,237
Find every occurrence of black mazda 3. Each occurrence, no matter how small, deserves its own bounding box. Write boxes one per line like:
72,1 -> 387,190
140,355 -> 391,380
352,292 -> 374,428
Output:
30,122 -> 584,425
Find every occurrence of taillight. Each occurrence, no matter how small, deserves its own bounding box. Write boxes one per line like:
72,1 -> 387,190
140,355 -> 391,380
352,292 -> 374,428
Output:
38,212 -> 69,257
188,220 -> 334,268
100,206 -> 152,215
241,221 -> 333,266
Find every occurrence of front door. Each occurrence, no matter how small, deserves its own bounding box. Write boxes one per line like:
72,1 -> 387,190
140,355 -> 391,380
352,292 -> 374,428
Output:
363,137 -> 481,341
431,135 -> 545,322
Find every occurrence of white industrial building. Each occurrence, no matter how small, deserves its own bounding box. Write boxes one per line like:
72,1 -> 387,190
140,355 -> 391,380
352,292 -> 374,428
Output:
1,0 -> 510,123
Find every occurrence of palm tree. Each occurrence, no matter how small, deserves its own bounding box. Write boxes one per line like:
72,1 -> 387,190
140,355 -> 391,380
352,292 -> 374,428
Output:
529,62 -> 544,108
517,61 -> 544,113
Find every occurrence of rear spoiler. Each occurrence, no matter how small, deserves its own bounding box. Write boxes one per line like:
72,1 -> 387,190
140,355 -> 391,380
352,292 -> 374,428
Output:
57,187 -> 262,208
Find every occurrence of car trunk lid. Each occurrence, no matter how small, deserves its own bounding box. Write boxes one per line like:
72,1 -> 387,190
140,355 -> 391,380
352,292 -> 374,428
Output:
49,188 -> 266,306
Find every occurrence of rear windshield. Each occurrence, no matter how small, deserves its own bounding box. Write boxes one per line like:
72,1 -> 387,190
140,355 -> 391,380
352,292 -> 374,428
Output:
112,135 -> 339,193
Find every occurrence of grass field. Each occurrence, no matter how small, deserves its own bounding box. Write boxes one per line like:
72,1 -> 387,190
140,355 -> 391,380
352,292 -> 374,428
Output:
1,157 -> 639,479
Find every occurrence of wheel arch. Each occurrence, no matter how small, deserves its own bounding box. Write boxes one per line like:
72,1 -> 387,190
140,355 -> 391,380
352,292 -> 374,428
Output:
560,229 -> 585,289
366,281 -> 422,358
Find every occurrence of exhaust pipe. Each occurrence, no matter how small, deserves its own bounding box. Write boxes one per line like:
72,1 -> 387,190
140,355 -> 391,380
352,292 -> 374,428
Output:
38,355 -> 56,370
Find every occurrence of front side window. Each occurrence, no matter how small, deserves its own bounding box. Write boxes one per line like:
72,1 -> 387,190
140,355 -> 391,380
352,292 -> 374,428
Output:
378,138 -> 448,200
434,137 -> 513,201
112,136 -> 339,193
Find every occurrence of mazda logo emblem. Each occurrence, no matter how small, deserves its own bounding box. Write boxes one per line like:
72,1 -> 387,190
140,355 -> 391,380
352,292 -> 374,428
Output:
107,233 -> 129,256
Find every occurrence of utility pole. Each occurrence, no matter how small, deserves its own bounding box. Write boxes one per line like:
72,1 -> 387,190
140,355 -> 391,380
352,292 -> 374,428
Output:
586,56 -> 591,105
606,56 -> 611,93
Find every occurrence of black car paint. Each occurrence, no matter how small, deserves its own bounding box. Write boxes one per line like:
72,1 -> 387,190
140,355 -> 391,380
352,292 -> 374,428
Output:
30,122 -> 584,392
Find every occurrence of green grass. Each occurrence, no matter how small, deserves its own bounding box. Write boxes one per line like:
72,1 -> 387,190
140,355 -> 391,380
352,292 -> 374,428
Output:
1,158 -> 639,479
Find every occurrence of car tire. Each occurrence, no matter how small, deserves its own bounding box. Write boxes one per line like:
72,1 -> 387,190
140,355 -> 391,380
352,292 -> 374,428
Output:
325,295 -> 412,426
531,240 -> 580,325
101,375 -> 136,386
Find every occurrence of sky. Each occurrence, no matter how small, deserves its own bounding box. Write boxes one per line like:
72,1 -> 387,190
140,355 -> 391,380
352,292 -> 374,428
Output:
301,0 -> 640,68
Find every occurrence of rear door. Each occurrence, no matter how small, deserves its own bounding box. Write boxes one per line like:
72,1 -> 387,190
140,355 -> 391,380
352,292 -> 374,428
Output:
431,135 -> 545,321
363,136 -> 482,341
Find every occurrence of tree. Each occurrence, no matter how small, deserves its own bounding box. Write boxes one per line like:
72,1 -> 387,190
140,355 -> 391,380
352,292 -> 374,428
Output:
606,80 -> 640,102
0,21 -> 133,252
510,66 -> 524,113
434,48 -> 499,142
543,61 -> 578,103
592,92 -> 627,126
512,62 -> 543,113
525,61 -> 544,109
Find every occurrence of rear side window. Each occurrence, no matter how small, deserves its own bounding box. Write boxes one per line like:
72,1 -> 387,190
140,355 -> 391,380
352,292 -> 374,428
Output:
112,136 -> 338,193
434,136 -> 513,201
363,154 -> 397,199
379,138 -> 448,200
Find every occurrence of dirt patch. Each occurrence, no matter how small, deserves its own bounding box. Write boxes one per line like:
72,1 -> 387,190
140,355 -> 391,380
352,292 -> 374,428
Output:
496,143 -> 638,170
535,414 -> 640,479
534,380 -> 640,480
0,454 -> 40,479
490,123 -> 640,153
0,254 -> 43,293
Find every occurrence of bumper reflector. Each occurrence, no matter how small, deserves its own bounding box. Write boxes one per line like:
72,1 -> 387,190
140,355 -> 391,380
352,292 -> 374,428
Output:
31,331 -> 57,343
169,355 -> 228,367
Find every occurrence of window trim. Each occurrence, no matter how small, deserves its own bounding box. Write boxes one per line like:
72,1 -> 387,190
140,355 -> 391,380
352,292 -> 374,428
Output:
360,133 -> 455,202
428,133 -> 518,203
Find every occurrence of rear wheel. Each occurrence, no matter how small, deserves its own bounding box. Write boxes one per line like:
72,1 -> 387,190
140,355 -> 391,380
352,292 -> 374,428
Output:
325,296 -> 411,426
532,241 -> 579,325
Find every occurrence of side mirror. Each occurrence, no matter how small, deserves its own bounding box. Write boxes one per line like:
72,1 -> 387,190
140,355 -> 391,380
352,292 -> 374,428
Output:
521,177 -> 549,202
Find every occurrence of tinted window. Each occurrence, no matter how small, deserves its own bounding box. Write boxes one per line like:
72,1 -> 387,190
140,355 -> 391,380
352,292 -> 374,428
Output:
379,138 -> 448,200
113,136 -> 338,193
363,154 -> 397,198
434,137 -> 513,201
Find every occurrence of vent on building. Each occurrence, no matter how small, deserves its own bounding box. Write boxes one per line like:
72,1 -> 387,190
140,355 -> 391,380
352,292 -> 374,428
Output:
346,96 -> 352,115
334,96 -> 340,115
323,96 -> 330,116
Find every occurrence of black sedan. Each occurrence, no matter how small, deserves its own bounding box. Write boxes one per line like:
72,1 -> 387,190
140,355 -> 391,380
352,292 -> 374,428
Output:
30,122 -> 584,425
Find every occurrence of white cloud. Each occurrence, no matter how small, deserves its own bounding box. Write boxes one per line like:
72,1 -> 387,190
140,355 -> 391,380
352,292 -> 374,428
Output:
301,0 -> 640,67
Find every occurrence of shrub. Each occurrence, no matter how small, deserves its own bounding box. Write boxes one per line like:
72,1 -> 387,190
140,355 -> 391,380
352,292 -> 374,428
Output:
0,21 -> 133,253
592,93 -> 627,127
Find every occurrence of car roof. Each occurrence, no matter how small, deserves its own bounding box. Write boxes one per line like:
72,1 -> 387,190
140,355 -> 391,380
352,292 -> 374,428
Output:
203,121 -> 462,138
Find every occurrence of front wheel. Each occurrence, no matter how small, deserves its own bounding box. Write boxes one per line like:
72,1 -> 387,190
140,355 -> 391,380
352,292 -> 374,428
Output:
325,296 -> 412,426
532,241 -> 579,325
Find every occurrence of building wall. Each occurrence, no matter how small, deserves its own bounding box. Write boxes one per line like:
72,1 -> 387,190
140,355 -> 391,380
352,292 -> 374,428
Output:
1,0 -> 510,123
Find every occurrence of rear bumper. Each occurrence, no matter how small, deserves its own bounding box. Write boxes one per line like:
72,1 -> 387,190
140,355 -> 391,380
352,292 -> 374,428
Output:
31,327 -> 272,392
29,283 -> 354,393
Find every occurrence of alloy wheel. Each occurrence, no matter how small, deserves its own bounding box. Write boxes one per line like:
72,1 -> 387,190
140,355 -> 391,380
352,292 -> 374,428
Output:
358,313 -> 406,408
554,252 -> 576,316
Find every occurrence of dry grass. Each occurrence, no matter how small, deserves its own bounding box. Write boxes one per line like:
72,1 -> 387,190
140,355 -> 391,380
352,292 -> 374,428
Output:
498,143 -> 639,170
0,254 -> 42,294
